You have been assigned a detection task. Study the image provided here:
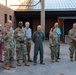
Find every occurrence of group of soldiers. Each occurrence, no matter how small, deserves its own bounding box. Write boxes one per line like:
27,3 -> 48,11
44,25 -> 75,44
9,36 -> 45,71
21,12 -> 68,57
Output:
3,20 -> 45,70
3,20 -> 30,70
49,22 -> 76,63
1,19 -> 76,70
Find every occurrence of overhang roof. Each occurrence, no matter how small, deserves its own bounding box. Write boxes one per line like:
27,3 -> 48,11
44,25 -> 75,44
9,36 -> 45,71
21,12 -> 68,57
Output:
14,10 -> 76,18
14,0 -> 76,18
32,0 -> 76,11
15,0 -> 76,11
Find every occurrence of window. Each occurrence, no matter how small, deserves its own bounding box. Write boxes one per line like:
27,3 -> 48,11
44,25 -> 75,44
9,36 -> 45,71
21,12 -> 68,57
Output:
4,14 -> 7,23
9,15 -> 12,20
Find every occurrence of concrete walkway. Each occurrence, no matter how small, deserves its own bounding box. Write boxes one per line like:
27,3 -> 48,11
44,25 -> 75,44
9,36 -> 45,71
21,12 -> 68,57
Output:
0,41 -> 76,75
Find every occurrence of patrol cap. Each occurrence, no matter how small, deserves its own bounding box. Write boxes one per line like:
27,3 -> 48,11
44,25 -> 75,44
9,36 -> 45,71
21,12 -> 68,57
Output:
18,21 -> 23,23
18,21 -> 23,24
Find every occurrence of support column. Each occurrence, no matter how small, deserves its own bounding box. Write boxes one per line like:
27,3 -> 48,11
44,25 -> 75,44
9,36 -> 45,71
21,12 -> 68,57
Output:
62,19 -> 65,43
6,0 -> 7,7
40,0 -> 45,35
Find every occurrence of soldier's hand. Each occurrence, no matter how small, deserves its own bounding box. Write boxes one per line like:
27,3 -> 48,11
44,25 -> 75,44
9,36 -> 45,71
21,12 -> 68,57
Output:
50,44 -> 53,46
74,38 -> 76,41
49,34 -> 51,37
19,40 -> 24,43
0,34 -> 2,37
49,44 -> 50,47
18,33 -> 22,36
16,49 -> 18,52
6,34 -> 9,38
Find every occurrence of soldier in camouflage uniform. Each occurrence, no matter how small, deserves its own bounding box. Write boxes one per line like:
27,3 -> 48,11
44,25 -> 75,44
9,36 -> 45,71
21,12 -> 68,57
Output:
0,24 -> 4,62
3,20 -> 16,70
68,23 -> 76,61
50,22 -> 61,59
49,27 -> 59,62
14,21 -> 29,66
32,25 -> 45,65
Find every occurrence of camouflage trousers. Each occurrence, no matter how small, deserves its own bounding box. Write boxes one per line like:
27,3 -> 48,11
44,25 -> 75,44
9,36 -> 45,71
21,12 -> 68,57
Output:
58,45 -> 60,58
16,43 -> 27,61
69,42 -> 76,59
26,40 -> 31,60
4,42 -> 15,65
50,45 -> 58,60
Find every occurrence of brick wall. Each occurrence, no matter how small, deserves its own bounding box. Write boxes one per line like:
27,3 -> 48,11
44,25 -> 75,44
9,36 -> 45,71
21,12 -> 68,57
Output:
0,4 -> 15,28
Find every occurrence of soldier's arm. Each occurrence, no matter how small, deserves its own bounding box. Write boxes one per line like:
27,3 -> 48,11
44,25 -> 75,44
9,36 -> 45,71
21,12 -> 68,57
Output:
31,29 -> 32,39
14,29 -> 19,41
42,33 -> 45,41
49,33 -> 54,46
32,32 -> 36,43
3,29 -> 9,40
49,28 -> 52,34
14,29 -> 22,42
24,29 -> 26,41
68,30 -> 75,41
1,29 -> 3,38
49,33 -> 52,37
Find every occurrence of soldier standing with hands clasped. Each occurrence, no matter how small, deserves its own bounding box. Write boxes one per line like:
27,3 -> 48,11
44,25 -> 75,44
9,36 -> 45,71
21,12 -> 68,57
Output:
49,27 -> 59,63
69,23 -> 76,61
32,25 -> 45,65
50,22 -> 61,59
14,21 -> 29,66
3,20 -> 16,70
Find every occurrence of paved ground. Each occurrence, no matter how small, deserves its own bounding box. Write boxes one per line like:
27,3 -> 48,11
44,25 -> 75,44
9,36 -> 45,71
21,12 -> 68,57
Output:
0,41 -> 76,75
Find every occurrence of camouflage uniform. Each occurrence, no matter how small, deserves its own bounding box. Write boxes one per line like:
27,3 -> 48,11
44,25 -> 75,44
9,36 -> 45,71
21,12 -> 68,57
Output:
14,27 -> 27,62
50,27 -> 61,59
69,29 -> 76,60
3,27 -> 15,66
49,32 -> 59,61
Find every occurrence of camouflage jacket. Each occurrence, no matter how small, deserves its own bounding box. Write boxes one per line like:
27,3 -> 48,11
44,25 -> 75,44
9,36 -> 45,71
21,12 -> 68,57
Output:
49,32 -> 58,46
3,27 -> 14,43
68,29 -> 76,43
14,27 -> 26,43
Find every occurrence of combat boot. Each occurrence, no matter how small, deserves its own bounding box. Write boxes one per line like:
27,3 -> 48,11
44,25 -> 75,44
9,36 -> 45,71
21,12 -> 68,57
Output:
10,62 -> 16,68
4,65 -> 10,70
51,60 -> 54,63
33,62 -> 37,65
70,58 -> 73,61
23,60 -> 24,63
17,60 -> 21,66
40,62 -> 45,65
24,61 -> 29,66
55,59 -> 59,62
10,64 -> 16,68
10,65 -> 16,68
75,58 -> 76,61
